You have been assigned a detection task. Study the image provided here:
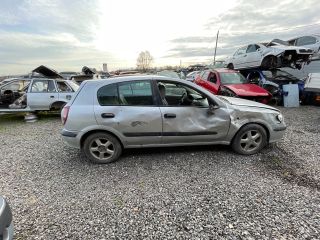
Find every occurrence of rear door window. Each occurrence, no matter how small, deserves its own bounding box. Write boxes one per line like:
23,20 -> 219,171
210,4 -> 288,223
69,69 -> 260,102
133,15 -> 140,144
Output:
56,81 -> 73,92
97,81 -> 154,106
118,81 -> 154,106
201,71 -> 210,80
236,46 -> 247,55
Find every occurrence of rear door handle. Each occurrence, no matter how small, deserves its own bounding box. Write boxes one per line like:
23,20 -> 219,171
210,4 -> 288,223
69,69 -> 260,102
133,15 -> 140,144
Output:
164,113 -> 176,118
50,95 -> 55,98
101,113 -> 115,118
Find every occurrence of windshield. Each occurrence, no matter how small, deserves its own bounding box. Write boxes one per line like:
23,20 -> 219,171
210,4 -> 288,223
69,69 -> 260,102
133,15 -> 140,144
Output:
220,72 -> 248,84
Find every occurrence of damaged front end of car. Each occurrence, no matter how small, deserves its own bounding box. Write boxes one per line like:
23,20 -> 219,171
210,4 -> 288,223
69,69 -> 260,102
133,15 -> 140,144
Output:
268,39 -> 313,69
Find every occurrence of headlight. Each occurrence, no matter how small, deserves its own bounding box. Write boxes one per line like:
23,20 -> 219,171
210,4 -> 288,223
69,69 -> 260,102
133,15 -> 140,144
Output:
276,114 -> 283,122
220,87 -> 237,97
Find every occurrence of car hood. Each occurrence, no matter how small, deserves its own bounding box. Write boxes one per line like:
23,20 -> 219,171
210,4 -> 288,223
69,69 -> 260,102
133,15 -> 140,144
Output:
224,84 -> 270,97
32,65 -> 63,79
218,96 -> 279,111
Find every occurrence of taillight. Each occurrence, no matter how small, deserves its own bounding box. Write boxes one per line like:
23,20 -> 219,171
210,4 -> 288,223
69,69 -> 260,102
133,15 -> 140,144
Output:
61,106 -> 70,125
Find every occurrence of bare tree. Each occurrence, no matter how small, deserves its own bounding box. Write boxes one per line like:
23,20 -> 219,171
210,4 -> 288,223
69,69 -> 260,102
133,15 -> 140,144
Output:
136,51 -> 153,72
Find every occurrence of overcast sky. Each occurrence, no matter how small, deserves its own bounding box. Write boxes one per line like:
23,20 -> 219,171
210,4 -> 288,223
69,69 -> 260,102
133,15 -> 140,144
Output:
0,0 -> 319,74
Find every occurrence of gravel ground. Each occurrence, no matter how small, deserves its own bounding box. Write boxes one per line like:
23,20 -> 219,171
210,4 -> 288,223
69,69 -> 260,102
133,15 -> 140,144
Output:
0,108 -> 319,239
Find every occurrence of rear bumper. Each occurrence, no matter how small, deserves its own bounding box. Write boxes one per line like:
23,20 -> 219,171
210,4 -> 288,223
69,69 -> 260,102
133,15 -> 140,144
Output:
61,129 -> 80,149
3,222 -> 14,240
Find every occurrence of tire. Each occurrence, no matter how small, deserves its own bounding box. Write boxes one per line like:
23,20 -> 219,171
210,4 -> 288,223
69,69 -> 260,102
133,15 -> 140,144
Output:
83,132 -> 122,164
227,63 -> 234,70
261,56 -> 277,69
231,124 -> 267,155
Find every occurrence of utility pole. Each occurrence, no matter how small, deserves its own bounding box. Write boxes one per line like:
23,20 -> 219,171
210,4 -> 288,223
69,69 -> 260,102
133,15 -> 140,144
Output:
213,30 -> 219,65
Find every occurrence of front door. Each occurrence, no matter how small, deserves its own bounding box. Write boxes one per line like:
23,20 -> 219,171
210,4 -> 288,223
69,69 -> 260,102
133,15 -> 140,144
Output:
156,81 -> 231,144
27,79 -> 58,110
94,80 -> 162,146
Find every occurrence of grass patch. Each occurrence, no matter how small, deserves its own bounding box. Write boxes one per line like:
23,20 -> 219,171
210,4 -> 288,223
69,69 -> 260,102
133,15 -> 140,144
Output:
113,196 -> 124,208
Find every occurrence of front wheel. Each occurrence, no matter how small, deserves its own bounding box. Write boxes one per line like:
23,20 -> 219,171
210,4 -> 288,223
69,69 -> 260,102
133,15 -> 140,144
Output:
231,124 -> 267,155
261,56 -> 277,69
83,132 -> 122,164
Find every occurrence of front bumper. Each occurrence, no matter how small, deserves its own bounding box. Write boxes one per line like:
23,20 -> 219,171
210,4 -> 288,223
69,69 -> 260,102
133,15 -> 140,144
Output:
269,125 -> 287,143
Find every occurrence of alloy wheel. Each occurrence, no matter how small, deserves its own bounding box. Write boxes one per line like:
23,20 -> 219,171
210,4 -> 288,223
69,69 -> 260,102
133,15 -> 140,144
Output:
89,138 -> 115,160
239,130 -> 262,152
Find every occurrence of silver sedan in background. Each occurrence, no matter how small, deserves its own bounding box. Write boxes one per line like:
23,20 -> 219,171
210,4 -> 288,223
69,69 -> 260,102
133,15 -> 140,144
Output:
61,76 -> 286,164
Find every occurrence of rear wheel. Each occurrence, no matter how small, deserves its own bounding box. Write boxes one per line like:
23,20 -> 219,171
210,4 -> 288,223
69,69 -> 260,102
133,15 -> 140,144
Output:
83,132 -> 122,164
231,124 -> 267,155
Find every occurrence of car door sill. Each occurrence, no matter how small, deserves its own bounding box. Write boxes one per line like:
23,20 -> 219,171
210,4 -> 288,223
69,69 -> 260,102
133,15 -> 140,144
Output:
125,141 -> 230,148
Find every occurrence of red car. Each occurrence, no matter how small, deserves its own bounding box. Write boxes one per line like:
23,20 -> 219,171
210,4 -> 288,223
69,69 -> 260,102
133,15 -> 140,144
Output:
194,69 -> 272,103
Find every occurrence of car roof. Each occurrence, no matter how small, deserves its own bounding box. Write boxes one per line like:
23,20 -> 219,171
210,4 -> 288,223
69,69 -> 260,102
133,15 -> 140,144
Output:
83,75 -> 181,85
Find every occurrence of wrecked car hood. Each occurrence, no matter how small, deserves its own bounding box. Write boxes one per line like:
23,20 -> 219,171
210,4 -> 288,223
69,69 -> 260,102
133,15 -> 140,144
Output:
224,84 -> 270,97
218,96 -> 279,111
32,65 -> 63,79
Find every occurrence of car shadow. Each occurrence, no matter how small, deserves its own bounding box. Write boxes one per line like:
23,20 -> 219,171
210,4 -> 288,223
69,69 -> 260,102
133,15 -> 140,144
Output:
121,144 -> 231,157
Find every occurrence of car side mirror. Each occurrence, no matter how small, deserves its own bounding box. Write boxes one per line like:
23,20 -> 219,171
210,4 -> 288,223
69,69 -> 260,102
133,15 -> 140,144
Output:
207,104 -> 219,115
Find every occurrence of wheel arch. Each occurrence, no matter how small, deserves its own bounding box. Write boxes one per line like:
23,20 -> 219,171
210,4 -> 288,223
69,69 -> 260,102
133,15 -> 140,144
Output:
231,122 -> 270,144
49,101 -> 67,110
80,129 -> 124,150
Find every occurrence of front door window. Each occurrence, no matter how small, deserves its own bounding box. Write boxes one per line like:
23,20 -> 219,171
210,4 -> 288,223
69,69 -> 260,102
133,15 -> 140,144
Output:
157,81 -> 209,107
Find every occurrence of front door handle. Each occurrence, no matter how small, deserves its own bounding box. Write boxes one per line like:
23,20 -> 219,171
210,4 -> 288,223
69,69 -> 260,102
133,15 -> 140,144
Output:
101,113 -> 115,118
164,113 -> 176,118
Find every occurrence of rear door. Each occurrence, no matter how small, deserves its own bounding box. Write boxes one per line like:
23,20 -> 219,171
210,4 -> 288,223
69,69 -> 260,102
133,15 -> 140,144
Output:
156,80 -> 230,144
94,80 -> 163,146
246,44 -> 262,67
233,46 -> 248,68
56,81 -> 74,102
27,79 -> 58,109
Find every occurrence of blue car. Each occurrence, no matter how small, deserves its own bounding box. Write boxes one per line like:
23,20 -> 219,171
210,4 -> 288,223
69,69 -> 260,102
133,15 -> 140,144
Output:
240,69 -> 304,104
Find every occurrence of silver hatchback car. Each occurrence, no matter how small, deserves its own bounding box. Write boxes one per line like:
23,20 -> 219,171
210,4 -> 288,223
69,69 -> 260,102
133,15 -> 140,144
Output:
61,76 -> 286,164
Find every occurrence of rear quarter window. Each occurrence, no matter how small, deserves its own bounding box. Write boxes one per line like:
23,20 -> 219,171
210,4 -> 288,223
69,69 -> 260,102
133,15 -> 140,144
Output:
97,83 -> 119,106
